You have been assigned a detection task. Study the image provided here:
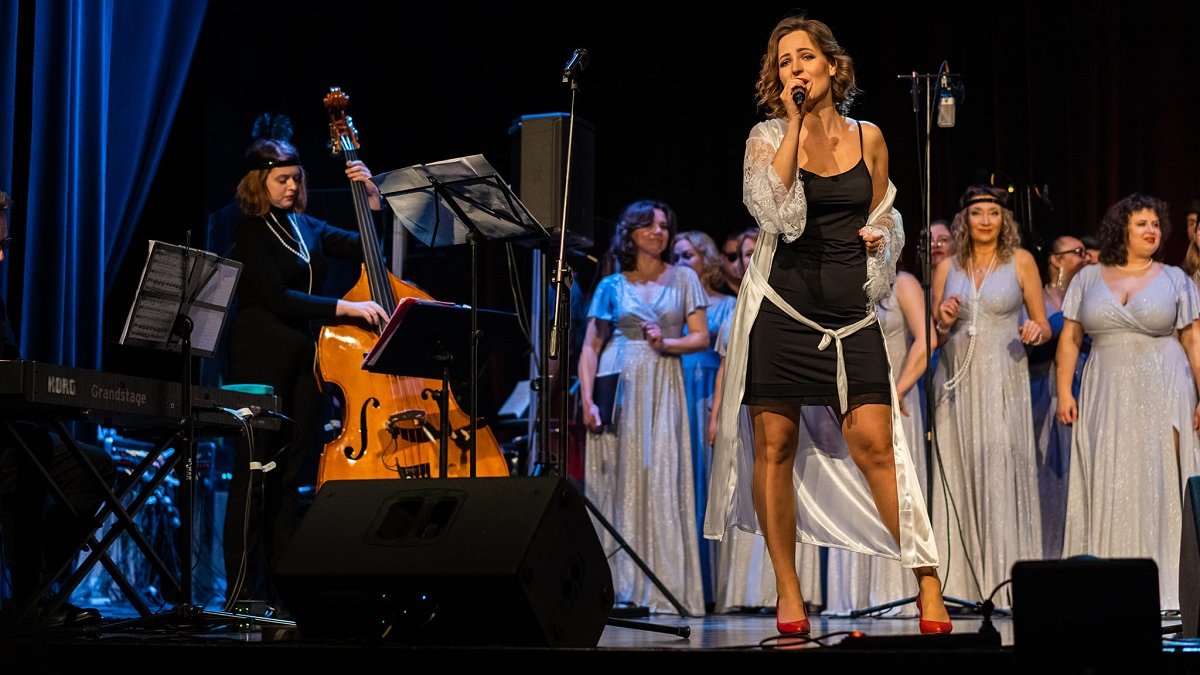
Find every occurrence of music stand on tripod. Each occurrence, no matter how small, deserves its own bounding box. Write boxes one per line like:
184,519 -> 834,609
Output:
99,239 -> 294,632
363,298 -> 513,475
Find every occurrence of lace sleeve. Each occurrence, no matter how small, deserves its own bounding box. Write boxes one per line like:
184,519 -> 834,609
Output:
742,135 -> 807,242
862,207 -> 904,304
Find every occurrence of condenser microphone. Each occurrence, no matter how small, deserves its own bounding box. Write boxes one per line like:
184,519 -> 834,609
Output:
792,87 -> 806,108
562,48 -> 589,82
937,75 -> 956,128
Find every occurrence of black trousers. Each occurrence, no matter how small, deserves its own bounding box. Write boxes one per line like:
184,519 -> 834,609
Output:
0,422 -> 116,607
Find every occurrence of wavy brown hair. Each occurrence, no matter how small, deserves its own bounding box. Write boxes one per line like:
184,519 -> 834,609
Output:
674,230 -> 726,291
950,185 -> 1022,269
1095,193 -> 1170,266
235,139 -> 308,217
755,14 -> 858,119
608,199 -> 676,272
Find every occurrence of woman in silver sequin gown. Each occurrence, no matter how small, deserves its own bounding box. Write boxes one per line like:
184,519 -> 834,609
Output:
577,200 -> 710,616
929,185 -> 1051,606
1056,193 -> 1200,611
825,269 -> 932,614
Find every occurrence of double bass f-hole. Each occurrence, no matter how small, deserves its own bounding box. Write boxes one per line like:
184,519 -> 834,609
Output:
344,396 -> 381,460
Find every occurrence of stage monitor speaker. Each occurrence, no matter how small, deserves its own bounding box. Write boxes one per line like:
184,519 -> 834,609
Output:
1181,475 -> 1200,636
1012,557 -> 1160,657
274,476 -> 613,647
509,112 -> 595,250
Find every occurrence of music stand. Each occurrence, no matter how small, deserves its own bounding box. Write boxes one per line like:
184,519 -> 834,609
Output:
363,298 -> 513,476
373,154 -> 548,477
101,240 -> 293,632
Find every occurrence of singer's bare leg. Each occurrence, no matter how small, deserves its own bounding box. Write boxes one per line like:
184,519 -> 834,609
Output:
840,403 -> 950,623
749,405 -> 807,625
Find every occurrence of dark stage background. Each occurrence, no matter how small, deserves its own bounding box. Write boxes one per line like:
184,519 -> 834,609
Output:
98,0 -> 1200,421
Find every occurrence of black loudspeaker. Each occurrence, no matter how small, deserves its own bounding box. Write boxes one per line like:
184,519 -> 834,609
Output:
1012,557 -> 1160,657
1181,475 -> 1200,636
509,112 -> 595,249
275,476 -> 613,647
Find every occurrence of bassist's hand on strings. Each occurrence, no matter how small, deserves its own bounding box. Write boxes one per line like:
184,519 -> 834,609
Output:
345,160 -> 382,210
337,299 -> 390,328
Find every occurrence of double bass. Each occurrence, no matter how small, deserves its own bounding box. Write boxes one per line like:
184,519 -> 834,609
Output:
315,87 -> 509,488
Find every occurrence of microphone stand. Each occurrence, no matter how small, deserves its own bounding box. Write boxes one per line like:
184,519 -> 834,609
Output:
543,50 -> 690,637
848,70 -> 981,621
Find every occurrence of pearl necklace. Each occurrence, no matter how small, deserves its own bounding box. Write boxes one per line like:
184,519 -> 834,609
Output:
943,253 -> 997,392
1116,258 -> 1154,272
263,211 -> 311,264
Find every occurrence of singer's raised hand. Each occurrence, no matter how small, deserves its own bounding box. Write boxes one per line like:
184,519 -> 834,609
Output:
783,78 -> 809,118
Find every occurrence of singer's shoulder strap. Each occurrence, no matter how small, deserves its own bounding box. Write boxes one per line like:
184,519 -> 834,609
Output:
856,119 -> 864,152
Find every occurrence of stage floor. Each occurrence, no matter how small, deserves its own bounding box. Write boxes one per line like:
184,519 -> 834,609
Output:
4,604 -> 1199,673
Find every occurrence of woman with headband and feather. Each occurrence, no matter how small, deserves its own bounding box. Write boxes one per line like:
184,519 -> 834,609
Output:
221,113 -> 389,616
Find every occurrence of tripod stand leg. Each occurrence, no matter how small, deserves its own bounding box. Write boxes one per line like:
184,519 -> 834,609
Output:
606,616 -> 690,639
572,477 -> 692,618
850,593 -> 985,618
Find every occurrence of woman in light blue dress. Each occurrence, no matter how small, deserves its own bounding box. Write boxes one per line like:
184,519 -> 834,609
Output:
1057,193 -> 1200,611
577,200 -> 710,616
930,185 -> 1051,606
1026,235 -> 1089,559
674,230 -> 736,609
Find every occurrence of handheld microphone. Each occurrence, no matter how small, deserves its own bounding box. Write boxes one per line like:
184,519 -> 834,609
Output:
562,48 -> 589,82
792,87 -> 806,108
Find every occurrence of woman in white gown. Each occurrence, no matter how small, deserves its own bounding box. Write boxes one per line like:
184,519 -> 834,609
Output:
929,185 -> 1051,606
577,199 -> 709,616
1056,193 -> 1200,612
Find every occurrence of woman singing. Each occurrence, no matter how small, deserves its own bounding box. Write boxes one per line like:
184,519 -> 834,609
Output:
704,13 -> 951,635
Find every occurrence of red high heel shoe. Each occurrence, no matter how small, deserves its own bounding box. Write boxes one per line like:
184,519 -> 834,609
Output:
775,599 -> 811,635
916,596 -> 953,634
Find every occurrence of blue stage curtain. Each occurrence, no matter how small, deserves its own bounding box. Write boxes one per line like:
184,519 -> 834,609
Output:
0,0 -> 206,368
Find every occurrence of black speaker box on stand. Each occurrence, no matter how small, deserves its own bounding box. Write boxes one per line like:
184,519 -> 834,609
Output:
509,112 -> 595,251
274,476 -> 613,647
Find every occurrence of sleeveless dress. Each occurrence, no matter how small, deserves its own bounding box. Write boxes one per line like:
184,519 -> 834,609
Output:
584,265 -> 708,616
931,259 -> 1041,606
706,117 -> 938,575
745,125 -> 890,408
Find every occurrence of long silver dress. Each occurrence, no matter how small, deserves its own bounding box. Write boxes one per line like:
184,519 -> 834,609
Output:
1027,293 -> 1085,560
1062,264 -> 1200,611
824,290 -> 923,615
709,316 -> 822,613
931,259 -> 1042,606
682,293 -> 736,607
584,265 -> 708,616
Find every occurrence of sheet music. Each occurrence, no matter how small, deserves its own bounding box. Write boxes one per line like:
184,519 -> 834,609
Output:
120,240 -> 242,358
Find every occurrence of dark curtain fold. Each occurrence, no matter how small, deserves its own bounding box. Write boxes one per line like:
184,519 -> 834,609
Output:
0,0 -> 19,304
5,0 -> 206,369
